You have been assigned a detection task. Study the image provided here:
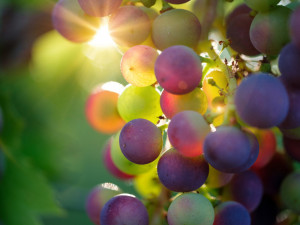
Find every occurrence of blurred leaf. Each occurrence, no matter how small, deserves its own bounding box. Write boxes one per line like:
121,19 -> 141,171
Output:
0,158 -> 63,225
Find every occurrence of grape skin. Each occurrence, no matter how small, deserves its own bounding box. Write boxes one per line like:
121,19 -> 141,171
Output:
280,172 -> 300,213
290,6 -> 300,48
52,0 -> 100,43
78,0 -> 122,17
160,88 -> 208,119
157,148 -> 209,192
222,170 -> 263,212
234,73 -> 289,129
108,6 -> 151,47
167,111 -> 210,157
244,0 -> 280,12
152,9 -> 201,50
167,193 -> 214,225
278,43 -> 300,88
155,45 -> 202,95
204,126 -> 251,173
100,194 -> 149,225
119,119 -> 162,164
213,201 -> 251,225
226,4 -> 251,26
250,6 -> 291,55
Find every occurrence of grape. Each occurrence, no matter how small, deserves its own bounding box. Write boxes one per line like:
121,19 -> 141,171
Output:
78,0 -> 122,17
152,9 -> 201,50
100,194 -> 149,225
121,45 -> 158,87
254,152 -> 293,195
165,0 -> 190,4
213,201 -> 251,225
280,172 -> 300,213
233,130 -> 259,172
202,70 -> 228,109
203,126 -> 251,173
117,85 -> 162,124
103,140 -> 135,180
222,170 -> 263,212
205,165 -> 233,189
108,6 -> 151,47
157,148 -> 209,192
111,132 -> 157,175
86,83 -> 125,134
226,4 -> 251,26
244,0 -> 280,12
278,43 -> 300,88
226,13 -> 259,56
234,73 -> 289,129
133,167 -> 161,198
167,111 -> 210,157
160,88 -> 207,119
52,0 -> 100,43
251,129 -> 276,169
290,7 -> 300,49
155,45 -> 202,95
251,195 -> 278,225
86,183 -> 122,225
249,6 -> 291,55
283,136 -> 300,162
119,119 -> 162,164
279,86 -> 300,129
167,193 -> 214,225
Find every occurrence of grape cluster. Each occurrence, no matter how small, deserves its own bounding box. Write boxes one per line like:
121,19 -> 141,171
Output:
52,0 -> 300,224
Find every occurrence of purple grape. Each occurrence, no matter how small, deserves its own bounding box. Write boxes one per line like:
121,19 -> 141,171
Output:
233,130 -> 259,172
78,0 -> 122,17
222,170 -> 263,212
226,13 -> 259,56
254,152 -> 293,196
100,194 -> 149,225
283,136 -> 300,162
155,45 -> 202,95
278,43 -> 300,88
167,111 -> 210,157
290,7 -> 300,49
203,126 -> 251,173
52,0 -> 100,43
250,6 -> 292,55
226,4 -> 251,26
234,73 -> 289,129
119,119 -> 162,164
86,183 -> 122,225
279,86 -> 300,129
157,148 -> 209,192
213,201 -> 251,225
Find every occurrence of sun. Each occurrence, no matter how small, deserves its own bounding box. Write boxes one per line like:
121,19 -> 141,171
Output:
88,18 -> 115,47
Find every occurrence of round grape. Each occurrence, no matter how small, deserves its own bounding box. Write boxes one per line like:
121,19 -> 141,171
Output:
290,7 -> 300,48
244,0 -> 280,12
78,0 -> 122,17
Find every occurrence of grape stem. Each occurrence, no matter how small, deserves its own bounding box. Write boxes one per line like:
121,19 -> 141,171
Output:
200,40 -> 237,126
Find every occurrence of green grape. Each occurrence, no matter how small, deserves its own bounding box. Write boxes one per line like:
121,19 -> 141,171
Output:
280,172 -> 300,213
133,167 -> 162,198
244,0 -> 280,12
117,85 -> 162,124
110,132 -> 157,175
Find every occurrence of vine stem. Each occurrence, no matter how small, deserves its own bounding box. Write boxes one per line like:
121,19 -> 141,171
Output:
199,40 -> 237,126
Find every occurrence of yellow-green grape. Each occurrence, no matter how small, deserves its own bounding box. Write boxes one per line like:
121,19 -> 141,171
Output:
133,167 -> 162,198
213,114 -> 224,127
205,165 -> 234,189
202,70 -> 228,110
121,45 -> 159,87
110,132 -> 157,175
117,85 -> 162,124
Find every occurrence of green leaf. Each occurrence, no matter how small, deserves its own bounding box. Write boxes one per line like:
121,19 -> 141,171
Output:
0,158 -> 63,225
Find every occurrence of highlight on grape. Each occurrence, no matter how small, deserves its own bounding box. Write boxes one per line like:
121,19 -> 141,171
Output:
50,0 -> 300,224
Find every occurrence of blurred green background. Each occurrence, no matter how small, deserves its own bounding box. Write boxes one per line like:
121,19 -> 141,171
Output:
0,0 -> 135,224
